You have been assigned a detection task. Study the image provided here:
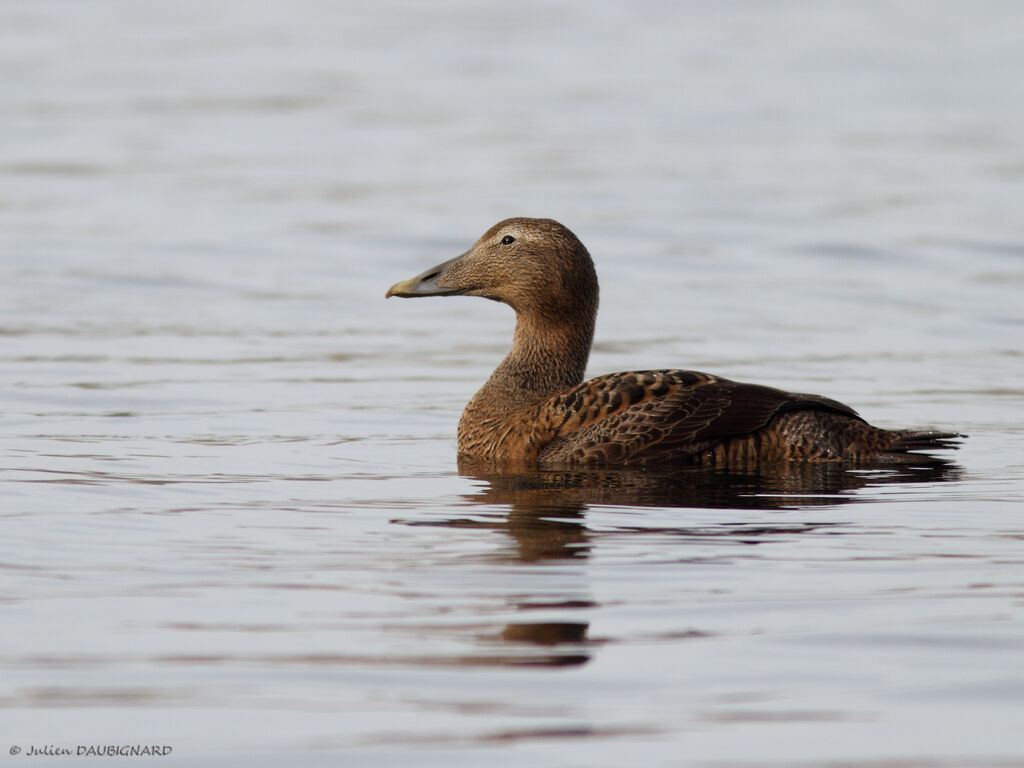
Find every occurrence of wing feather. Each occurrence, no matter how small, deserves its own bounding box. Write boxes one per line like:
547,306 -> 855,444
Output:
534,370 -> 862,465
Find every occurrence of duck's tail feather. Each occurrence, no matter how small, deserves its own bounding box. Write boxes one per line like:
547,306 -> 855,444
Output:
889,430 -> 966,453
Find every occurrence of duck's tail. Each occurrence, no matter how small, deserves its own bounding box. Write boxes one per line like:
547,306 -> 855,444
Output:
887,429 -> 966,454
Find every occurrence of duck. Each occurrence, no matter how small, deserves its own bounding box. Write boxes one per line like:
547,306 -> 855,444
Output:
386,217 -> 962,468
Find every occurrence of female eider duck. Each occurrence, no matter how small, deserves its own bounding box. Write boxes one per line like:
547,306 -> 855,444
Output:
386,217 -> 962,467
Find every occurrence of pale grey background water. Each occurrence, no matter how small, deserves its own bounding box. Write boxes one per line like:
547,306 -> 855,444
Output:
2,2 -> 1023,766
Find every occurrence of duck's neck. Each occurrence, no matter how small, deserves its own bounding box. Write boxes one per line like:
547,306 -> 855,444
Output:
467,310 -> 595,414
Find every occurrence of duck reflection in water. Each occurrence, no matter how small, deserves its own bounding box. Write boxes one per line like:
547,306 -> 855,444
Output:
452,455 -> 961,565
405,457 -> 960,668
458,454 -> 963,514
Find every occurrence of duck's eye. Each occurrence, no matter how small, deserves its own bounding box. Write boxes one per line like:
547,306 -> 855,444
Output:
500,235 -> 515,245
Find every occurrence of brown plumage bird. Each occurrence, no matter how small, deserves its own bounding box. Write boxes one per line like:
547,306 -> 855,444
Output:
386,217 -> 962,468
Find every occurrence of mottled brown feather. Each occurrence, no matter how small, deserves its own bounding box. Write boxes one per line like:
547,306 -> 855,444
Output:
535,371 -> 866,466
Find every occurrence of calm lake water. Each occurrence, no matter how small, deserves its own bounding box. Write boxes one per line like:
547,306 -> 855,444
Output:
2,2 -> 1023,766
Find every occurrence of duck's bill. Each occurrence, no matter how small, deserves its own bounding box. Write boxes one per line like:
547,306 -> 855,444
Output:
385,254 -> 468,298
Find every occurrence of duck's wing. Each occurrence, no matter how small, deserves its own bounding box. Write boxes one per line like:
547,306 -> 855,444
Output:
534,370 -> 861,466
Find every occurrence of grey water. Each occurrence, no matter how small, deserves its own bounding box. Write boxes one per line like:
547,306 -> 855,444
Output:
2,2 -> 1023,766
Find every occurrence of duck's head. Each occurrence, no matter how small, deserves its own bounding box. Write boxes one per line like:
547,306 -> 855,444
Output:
386,217 -> 598,318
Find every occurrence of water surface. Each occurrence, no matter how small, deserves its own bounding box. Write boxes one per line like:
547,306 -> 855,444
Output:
2,2 -> 1023,766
